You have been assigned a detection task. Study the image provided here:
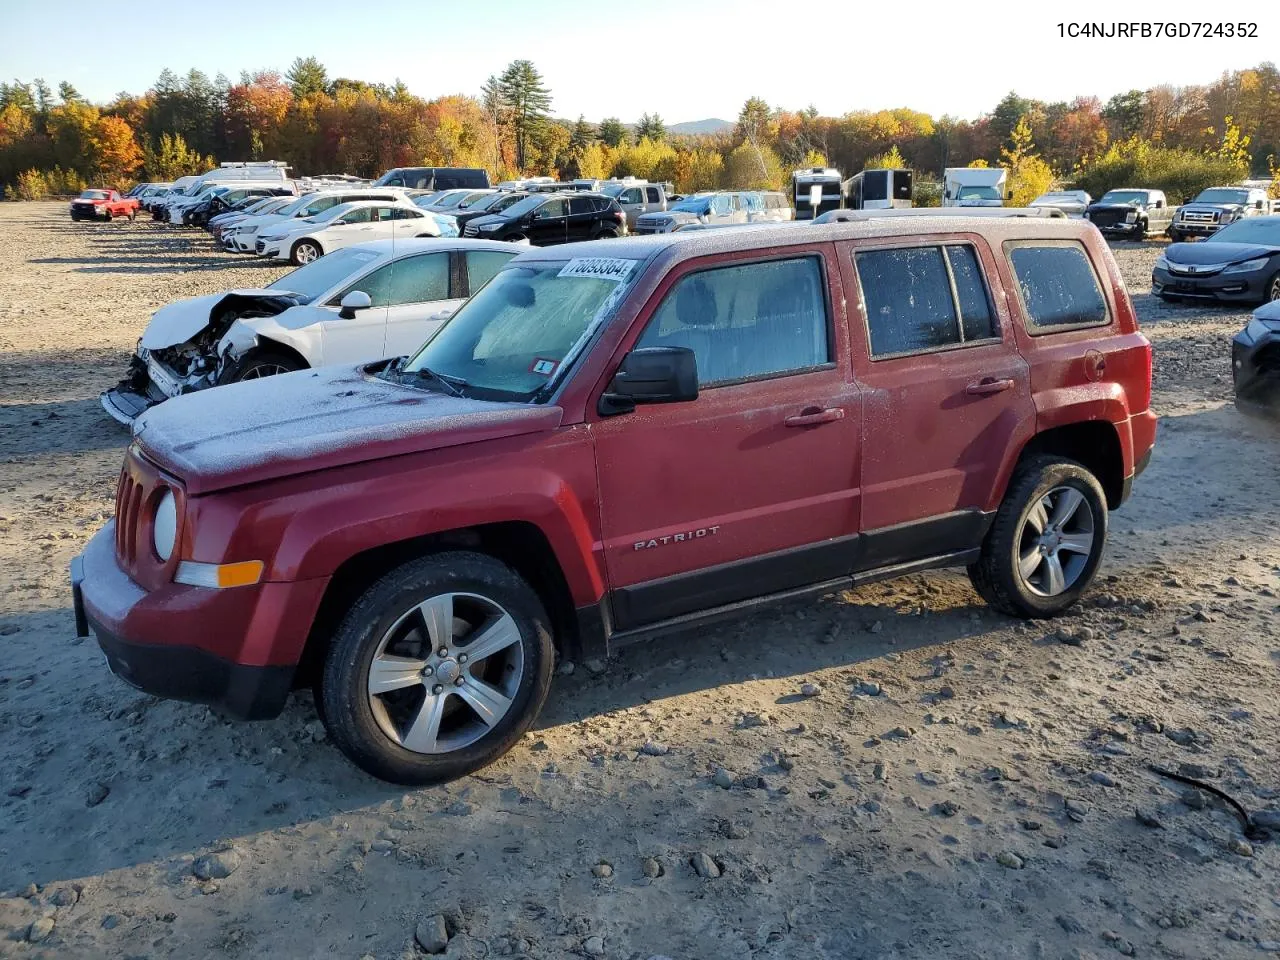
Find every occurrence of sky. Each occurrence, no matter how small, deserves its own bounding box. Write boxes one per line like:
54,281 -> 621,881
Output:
3,0 -> 1276,122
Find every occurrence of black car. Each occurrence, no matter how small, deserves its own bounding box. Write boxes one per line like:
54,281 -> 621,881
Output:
1152,215 -> 1280,305
451,190 -> 529,229
462,192 -> 626,245
1231,300 -> 1280,415
187,187 -> 292,227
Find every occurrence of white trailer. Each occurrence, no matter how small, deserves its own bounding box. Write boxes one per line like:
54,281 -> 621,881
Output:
943,167 -> 1009,207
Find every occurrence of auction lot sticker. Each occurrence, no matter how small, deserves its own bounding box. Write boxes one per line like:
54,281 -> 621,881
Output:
558,258 -> 639,282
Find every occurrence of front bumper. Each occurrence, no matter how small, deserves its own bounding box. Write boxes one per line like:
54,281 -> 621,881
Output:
1094,220 -> 1143,237
1232,330 -> 1280,416
256,239 -> 286,258
1169,220 -> 1226,238
1152,265 -> 1270,303
73,523 -> 326,721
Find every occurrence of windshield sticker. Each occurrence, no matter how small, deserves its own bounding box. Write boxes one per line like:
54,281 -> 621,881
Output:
529,358 -> 559,376
557,257 -> 639,282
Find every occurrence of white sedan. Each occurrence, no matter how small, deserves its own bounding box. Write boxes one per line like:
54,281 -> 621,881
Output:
100,238 -> 522,425
256,200 -> 439,264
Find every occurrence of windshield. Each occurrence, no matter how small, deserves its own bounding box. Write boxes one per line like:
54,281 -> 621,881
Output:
275,193 -> 321,217
79,190 -> 109,200
1099,190 -> 1148,205
489,192 -> 526,212
1208,217 -> 1280,245
1035,193 -> 1079,204
601,184 -> 627,197
431,192 -> 472,209
457,191 -> 495,209
957,186 -> 1001,201
266,247 -> 382,302
404,258 -> 640,400
1195,188 -> 1250,205
669,197 -> 711,214
490,194 -> 545,219
373,169 -> 408,186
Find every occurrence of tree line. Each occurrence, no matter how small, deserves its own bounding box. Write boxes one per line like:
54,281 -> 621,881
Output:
2,57 -> 1279,201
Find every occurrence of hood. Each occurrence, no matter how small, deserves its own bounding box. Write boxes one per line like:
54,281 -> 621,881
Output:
1255,300 -> 1280,322
1088,201 -> 1145,211
1165,241 -> 1280,266
1180,203 -> 1243,213
140,289 -> 305,350
73,197 -> 105,205
467,213 -> 512,230
649,211 -> 701,224
133,365 -> 564,495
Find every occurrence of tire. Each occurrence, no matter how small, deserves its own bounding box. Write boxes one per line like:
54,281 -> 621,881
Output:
70,214 -> 81,222
291,239 -> 322,265
319,551 -> 554,784
128,210 -> 136,222
1266,271 -> 1280,303
967,456 -> 1108,619
103,209 -> 113,222
503,233 -> 528,244
218,349 -> 304,383
1168,230 -> 1184,243
592,229 -> 619,240
1133,221 -> 1146,241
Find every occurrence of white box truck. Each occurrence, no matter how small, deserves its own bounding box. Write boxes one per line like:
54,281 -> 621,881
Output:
943,168 -> 1009,207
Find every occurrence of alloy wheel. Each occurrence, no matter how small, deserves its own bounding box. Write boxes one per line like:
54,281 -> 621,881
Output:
365,592 -> 524,755
1269,275 -> 1280,302
295,243 -> 319,264
240,363 -> 292,379
1015,485 -> 1096,597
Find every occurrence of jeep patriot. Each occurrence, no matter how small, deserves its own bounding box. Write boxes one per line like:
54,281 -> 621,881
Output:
73,217 -> 1158,784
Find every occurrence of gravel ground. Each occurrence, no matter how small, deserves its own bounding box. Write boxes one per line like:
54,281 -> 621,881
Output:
1,203 -> 1279,959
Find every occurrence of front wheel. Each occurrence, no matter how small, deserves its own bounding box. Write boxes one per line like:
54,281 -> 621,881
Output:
1266,271 -> 1280,303
319,552 -> 554,785
1133,222 -> 1146,241
219,349 -> 304,383
103,209 -> 112,222
291,239 -> 322,265
968,456 -> 1108,618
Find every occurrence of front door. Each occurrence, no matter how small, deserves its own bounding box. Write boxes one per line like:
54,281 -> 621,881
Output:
837,236 -> 1035,569
528,198 -> 568,245
591,248 -> 863,630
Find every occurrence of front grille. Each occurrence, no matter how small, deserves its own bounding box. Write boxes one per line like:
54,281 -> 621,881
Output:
115,469 -> 144,565
1089,209 -> 1127,228
112,445 -> 176,590
1181,210 -> 1219,224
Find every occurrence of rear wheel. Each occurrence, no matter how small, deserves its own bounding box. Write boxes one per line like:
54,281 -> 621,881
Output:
319,551 -> 555,784
128,209 -> 137,221
968,456 -> 1108,618
219,349 -> 304,383
503,233 -> 528,244
592,228 -> 619,240
291,239 -> 322,265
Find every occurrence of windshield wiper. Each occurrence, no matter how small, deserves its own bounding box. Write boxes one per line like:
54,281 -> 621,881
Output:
414,365 -> 466,398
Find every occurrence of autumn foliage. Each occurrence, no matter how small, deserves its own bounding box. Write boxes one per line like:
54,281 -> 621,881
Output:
2,59 -> 1278,200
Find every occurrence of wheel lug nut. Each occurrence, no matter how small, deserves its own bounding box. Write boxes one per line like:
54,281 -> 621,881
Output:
432,684 -> 443,695
455,677 -> 465,686
423,666 -> 433,676
437,648 -> 449,657
458,654 -> 468,664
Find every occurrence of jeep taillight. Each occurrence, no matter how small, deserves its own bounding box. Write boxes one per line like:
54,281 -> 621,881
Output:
1137,341 -> 1153,412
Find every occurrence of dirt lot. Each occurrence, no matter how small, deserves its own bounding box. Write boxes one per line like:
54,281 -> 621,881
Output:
1,201 -> 1279,959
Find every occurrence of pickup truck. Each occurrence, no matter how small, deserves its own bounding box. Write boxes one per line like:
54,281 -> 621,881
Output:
601,180 -> 669,229
1083,188 -> 1173,240
74,216 -> 1157,785
1169,186 -> 1276,242
70,189 -> 141,222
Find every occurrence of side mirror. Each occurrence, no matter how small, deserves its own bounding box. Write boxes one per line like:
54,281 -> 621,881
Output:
1155,200 -> 1164,208
598,346 -> 698,416
338,290 -> 372,320
1257,200 -> 1265,210
1006,191 -> 1014,201
331,218 -> 348,226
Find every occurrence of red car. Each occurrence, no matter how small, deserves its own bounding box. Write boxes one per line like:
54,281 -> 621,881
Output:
74,217 -> 1157,784
70,188 -> 140,221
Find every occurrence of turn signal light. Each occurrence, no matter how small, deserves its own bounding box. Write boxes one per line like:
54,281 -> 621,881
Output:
174,560 -> 264,589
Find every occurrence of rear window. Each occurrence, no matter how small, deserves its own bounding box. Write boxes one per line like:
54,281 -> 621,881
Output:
855,243 -> 998,358
1007,243 -> 1108,332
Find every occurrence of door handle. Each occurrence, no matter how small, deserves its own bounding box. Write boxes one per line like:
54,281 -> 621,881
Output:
784,407 -> 845,427
965,378 -> 1014,396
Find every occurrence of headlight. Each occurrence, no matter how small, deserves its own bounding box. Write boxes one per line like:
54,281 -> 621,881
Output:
1154,255 -> 1169,271
1125,210 -> 1137,223
153,489 -> 177,561
1225,258 -> 1269,274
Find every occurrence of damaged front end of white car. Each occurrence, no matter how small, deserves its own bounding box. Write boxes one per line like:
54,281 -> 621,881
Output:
100,290 -> 306,426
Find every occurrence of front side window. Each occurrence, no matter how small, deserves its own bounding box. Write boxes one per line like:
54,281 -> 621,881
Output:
621,188 -> 643,204
339,207 -> 373,224
636,257 -> 829,386
1007,243 -> 1108,332
535,199 -> 567,219
855,243 -> 997,357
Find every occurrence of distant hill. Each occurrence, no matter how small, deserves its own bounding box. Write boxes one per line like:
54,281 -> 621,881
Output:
667,118 -> 733,135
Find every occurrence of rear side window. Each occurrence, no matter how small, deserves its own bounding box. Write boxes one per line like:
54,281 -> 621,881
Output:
855,243 -> 998,358
635,257 -> 830,386
646,186 -> 661,202
1007,243 -> 1108,331
569,197 -> 595,214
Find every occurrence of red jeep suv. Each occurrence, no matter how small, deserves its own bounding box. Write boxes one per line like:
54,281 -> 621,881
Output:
74,217 -> 1157,784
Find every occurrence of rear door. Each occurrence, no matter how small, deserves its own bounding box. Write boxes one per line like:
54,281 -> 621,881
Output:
837,235 -> 1035,569
591,247 -> 864,630
566,196 -> 597,241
